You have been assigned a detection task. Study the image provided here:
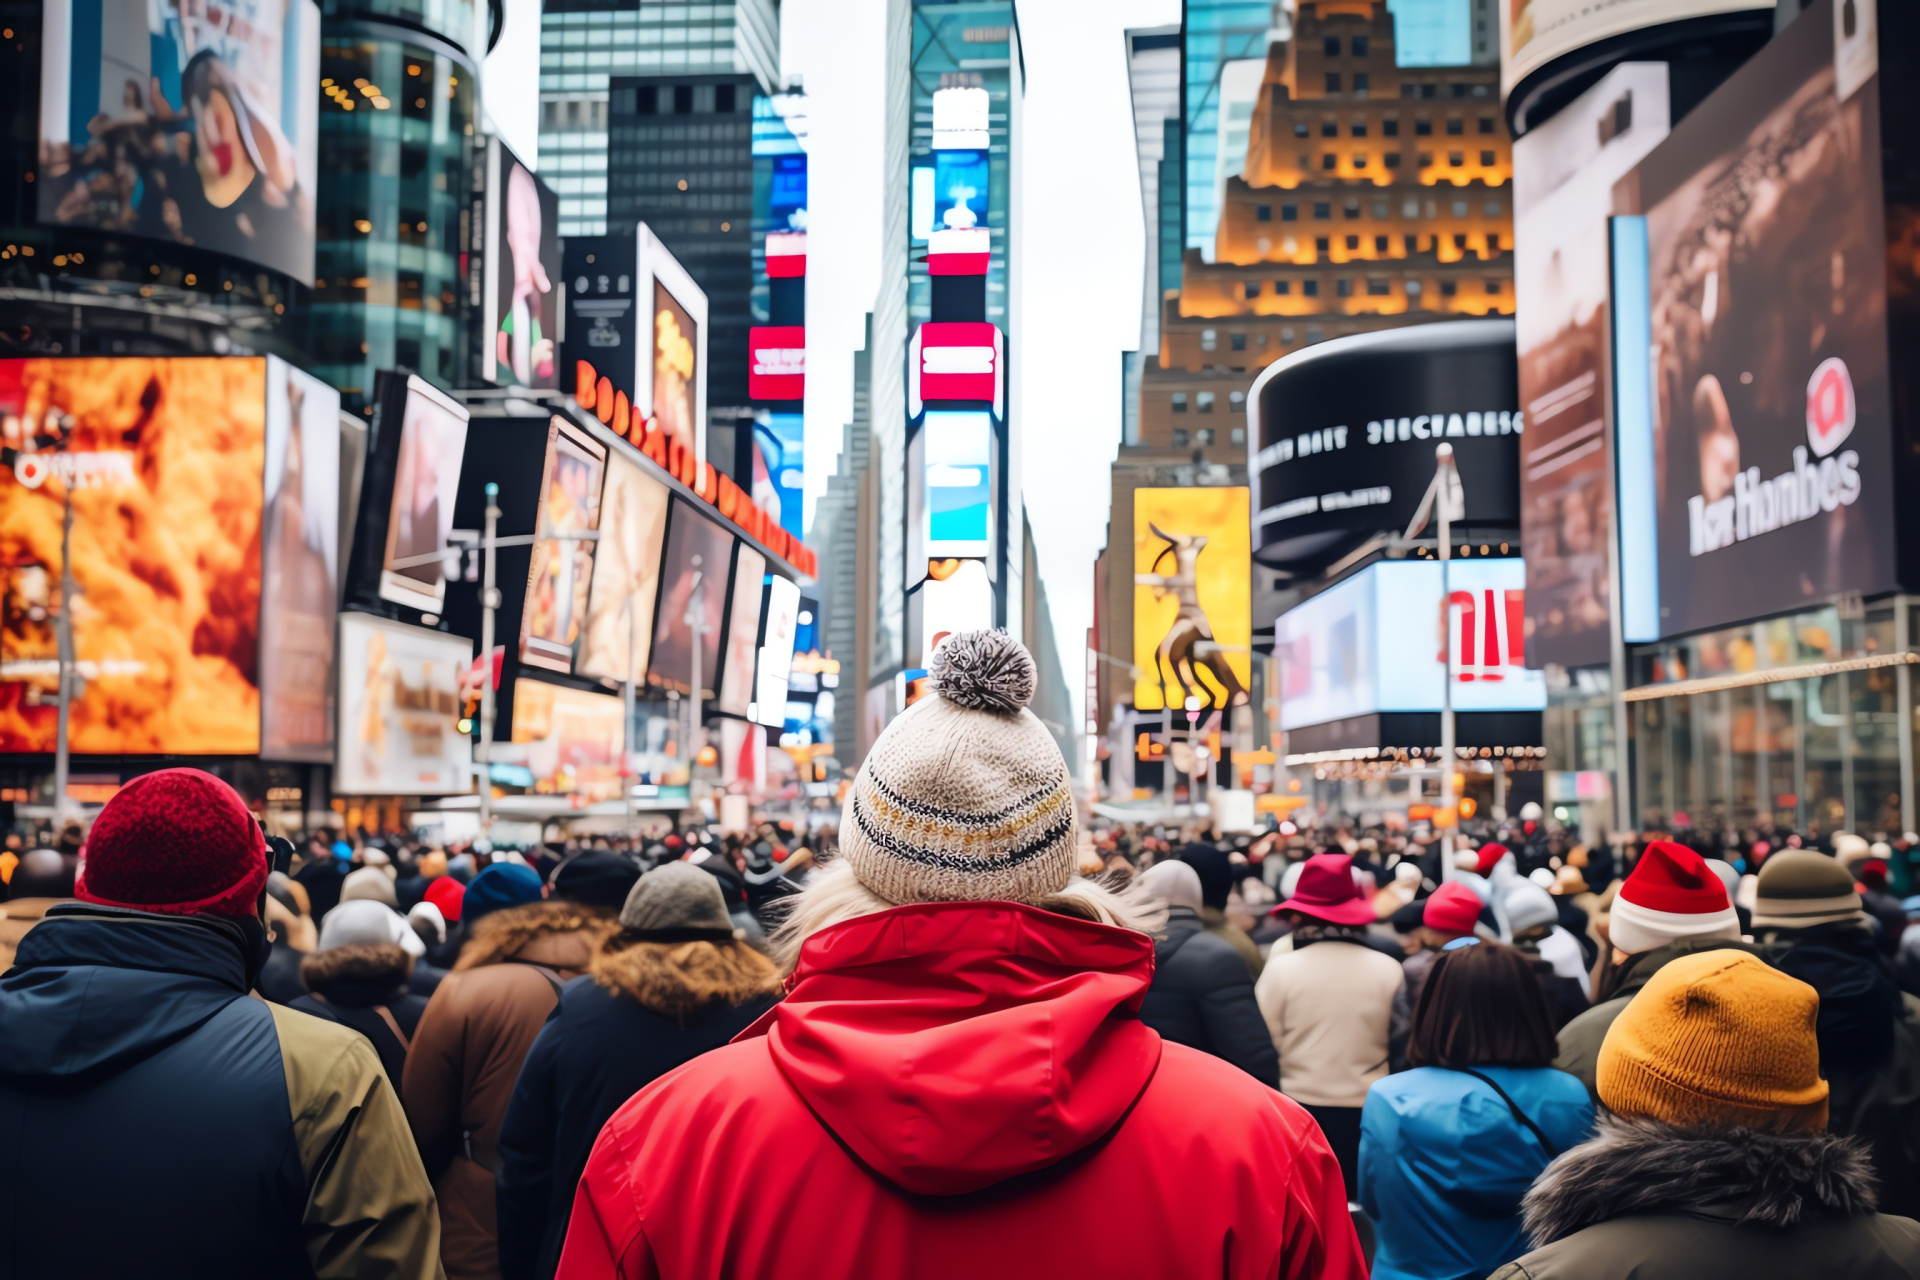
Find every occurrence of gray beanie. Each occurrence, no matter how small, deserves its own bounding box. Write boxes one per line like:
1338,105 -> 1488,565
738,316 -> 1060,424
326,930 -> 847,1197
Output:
1139,860 -> 1204,911
619,862 -> 737,940
1503,880 -> 1559,934
839,630 -> 1076,906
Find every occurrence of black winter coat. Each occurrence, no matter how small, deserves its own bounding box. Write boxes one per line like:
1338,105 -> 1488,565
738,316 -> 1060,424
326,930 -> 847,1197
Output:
1139,905 -> 1280,1088
290,943 -> 431,1093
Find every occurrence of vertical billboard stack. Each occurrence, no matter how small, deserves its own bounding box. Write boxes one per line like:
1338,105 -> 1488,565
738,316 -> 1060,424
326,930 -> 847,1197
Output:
906,84 -> 1003,670
748,92 -> 809,544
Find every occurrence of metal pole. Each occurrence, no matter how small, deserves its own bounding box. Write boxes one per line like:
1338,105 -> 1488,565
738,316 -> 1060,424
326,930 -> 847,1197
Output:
624,591 -> 637,838
477,483 -> 500,836
686,556 -> 705,800
1437,443 -> 1456,861
54,487 -> 74,817
1897,597 -> 1914,835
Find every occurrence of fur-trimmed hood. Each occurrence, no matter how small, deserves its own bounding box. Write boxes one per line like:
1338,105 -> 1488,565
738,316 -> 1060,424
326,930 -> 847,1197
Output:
454,899 -> 611,972
590,936 -> 781,1019
1523,1113 -> 1880,1245
299,942 -> 412,1003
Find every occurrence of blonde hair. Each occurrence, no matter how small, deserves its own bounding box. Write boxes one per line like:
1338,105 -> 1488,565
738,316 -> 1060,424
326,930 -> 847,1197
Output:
767,858 -> 1166,972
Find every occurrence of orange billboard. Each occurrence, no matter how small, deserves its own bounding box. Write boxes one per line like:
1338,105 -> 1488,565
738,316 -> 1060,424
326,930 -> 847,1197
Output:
1133,487 -> 1252,713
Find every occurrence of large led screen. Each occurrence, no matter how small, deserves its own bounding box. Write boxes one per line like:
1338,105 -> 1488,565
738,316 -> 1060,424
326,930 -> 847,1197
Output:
717,545 -> 767,718
484,140 -> 561,389
519,418 -> 606,673
652,281 -> 699,457
378,376 -> 470,613
579,453 -> 670,685
920,558 -> 993,668
648,499 -> 731,699
261,356 -> 341,760
1502,1 -> 1767,97
1132,487 -> 1251,713
1631,0 -> 1894,637
923,410 -> 992,558
38,0 -> 323,283
1514,63 -> 1670,669
0,357 -> 266,754
334,612 -> 471,794
511,677 -> 624,802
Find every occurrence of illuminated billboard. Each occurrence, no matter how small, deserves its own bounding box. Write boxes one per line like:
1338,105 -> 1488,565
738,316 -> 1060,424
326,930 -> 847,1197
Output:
578,453 -> 670,686
754,412 -> 805,540
923,411 -> 992,558
1132,487 -> 1251,713
910,322 -> 1004,416
753,575 -> 801,728
261,356 -> 341,760
1501,1 -> 1769,98
511,677 -> 624,803
519,418 -> 606,673
649,498 -> 731,698
636,225 -> 708,467
335,612 -> 470,794
717,546 -> 767,719
37,0 -> 323,282
748,327 -> 806,401
483,139 -> 561,389
920,559 -> 993,668
374,375 -> 470,614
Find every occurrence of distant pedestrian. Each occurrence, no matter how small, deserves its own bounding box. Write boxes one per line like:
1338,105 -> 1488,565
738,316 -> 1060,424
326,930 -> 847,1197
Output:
1391,880 -> 1483,1067
1491,950 -> 1920,1279
1180,839 -> 1265,978
1361,941 -> 1593,1280
258,871 -> 317,1004
293,899 -> 433,1091
1137,860 -> 1279,1086
0,848 -> 75,971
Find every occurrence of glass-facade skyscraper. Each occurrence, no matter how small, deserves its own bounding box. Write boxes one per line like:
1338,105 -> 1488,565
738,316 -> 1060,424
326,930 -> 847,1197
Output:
1183,0 -> 1277,264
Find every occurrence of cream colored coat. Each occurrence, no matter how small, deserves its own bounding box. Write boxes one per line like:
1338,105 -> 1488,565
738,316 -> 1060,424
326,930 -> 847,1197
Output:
1254,937 -> 1404,1108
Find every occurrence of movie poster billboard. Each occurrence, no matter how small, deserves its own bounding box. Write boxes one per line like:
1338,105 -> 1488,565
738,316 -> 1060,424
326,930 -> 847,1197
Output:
1500,0 -> 1766,97
335,612 -> 470,794
261,356 -> 341,760
649,499 -> 731,699
635,225 -> 707,466
378,376 -> 470,613
652,281 -> 699,455
579,453 -> 670,685
483,139 -> 561,388
1630,0 -> 1895,636
0,358 -> 266,754
717,545 -> 767,719
1514,63 -> 1669,669
38,0 -> 323,282
1132,487 -> 1251,713
519,418 -> 606,673
511,677 -> 624,802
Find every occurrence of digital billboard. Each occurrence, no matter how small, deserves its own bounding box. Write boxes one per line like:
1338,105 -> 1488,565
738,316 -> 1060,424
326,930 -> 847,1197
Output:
511,677 -> 624,802
1513,63 -> 1670,669
519,418 -> 606,673
1247,321 -> 1521,576
717,545 -> 767,719
636,225 -> 707,466
560,236 -> 637,401
1132,487 -> 1251,713
649,498 -> 731,699
932,150 -> 989,232
753,575 -> 801,728
920,558 -> 993,668
748,328 -> 806,402
483,140 -> 561,389
377,376 -> 470,614
261,356 -> 341,760
923,411 -> 992,558
578,453 -> 670,686
334,611 -> 470,794
38,0 -> 323,283
1501,1 -> 1769,98
1629,0 -> 1894,636
753,412 -> 805,540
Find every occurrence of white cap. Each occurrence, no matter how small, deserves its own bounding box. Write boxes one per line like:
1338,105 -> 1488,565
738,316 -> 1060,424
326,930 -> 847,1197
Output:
319,899 -> 426,958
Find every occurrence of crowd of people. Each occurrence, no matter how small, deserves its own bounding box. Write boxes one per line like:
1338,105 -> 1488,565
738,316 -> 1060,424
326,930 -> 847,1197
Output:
2,626 -> 1920,1277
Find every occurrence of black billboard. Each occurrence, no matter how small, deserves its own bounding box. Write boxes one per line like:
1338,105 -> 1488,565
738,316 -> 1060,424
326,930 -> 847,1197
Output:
1247,319 -> 1522,574
560,235 -> 638,399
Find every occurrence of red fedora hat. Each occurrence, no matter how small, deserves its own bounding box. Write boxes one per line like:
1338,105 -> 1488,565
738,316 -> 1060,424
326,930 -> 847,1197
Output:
1280,852 -> 1376,927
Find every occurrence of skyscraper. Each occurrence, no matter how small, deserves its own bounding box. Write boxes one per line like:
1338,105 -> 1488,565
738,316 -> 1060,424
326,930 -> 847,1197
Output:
1122,26 -> 1181,449
1184,0 -> 1283,264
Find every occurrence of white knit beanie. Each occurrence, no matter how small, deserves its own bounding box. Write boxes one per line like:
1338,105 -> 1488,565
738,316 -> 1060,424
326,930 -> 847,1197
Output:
840,630 -> 1077,905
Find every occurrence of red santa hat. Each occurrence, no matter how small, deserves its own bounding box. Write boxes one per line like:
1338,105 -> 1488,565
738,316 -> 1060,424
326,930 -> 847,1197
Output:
1607,840 -> 1741,956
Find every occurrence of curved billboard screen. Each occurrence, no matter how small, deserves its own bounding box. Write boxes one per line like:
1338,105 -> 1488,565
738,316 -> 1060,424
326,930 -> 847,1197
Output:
1502,1 -> 1770,99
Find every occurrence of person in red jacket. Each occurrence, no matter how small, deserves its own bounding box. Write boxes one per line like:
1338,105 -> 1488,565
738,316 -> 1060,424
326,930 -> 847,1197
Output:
555,630 -> 1366,1280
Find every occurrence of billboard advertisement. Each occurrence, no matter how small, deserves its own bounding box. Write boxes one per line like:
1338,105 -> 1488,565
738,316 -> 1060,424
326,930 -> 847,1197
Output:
1513,63 -> 1670,669
920,558 -> 993,668
923,410 -> 993,559
649,498 -> 731,698
717,546 -> 767,719
0,358 -> 266,754
910,322 -> 1003,414
1629,0 -> 1894,637
261,356 -> 341,760
747,326 -> 806,401
753,575 -> 801,728
519,418 -> 606,673
38,0 -> 322,283
578,453 -> 670,686
560,236 -> 637,400
753,412 -> 805,540
1247,320 -> 1521,575
335,612 -> 470,794
377,376 -> 470,614
636,226 -> 708,466
1501,1 -> 1768,97
932,150 -> 989,232
1132,487 -> 1251,713
483,140 -> 561,389
1276,559 -> 1548,731
511,677 -> 625,803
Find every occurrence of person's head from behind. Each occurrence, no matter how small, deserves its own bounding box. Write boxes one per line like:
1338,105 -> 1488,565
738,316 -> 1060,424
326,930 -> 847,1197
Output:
1607,839 -> 1739,965
8,849 -> 76,901
75,768 -> 268,924
1408,941 -> 1558,1070
597,863 -> 777,1015
1417,880 -> 1483,950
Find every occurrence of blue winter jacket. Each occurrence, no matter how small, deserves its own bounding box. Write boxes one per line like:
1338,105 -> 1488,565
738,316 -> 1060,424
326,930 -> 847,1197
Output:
1359,1064 -> 1594,1280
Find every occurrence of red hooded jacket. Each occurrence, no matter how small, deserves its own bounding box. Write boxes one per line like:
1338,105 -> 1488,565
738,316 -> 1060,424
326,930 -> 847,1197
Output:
555,900 -> 1366,1279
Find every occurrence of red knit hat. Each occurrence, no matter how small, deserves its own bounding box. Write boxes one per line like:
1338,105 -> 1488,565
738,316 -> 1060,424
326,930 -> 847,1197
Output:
1474,842 -> 1511,876
1423,881 -> 1483,935
1281,853 -> 1375,926
76,769 -> 267,919
1608,839 -> 1740,955
424,875 -> 466,923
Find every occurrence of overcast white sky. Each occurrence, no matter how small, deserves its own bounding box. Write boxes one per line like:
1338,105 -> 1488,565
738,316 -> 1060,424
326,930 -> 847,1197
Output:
786,0 -> 1180,720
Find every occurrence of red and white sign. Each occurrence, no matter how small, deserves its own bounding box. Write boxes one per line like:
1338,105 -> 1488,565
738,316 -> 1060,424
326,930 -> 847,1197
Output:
1441,587 -> 1526,682
909,321 -> 1003,417
928,227 -> 990,276
748,325 -> 806,401
767,231 -> 807,279
1805,356 -> 1855,458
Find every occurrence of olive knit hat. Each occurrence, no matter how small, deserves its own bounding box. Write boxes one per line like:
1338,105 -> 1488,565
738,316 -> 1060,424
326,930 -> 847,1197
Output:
1598,949 -> 1829,1133
840,629 -> 1076,906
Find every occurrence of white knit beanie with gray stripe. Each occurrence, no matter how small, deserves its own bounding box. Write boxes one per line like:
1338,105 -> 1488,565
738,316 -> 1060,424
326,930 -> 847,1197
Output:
840,629 -> 1077,905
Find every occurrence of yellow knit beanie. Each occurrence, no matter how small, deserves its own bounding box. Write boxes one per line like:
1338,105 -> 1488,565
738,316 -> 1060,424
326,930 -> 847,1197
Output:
1597,950 -> 1829,1132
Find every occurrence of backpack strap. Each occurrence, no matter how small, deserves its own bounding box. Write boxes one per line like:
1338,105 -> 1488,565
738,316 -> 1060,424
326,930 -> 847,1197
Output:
1453,1067 -> 1559,1159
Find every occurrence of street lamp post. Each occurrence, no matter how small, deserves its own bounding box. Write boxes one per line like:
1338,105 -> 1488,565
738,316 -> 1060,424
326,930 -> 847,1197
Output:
476,483 -> 501,835
1407,442 -> 1464,862
685,557 -> 707,800
53,488 -> 75,817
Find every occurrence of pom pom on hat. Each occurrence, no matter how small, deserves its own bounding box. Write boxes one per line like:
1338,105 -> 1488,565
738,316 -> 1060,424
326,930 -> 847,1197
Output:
76,768 -> 267,920
929,628 -> 1036,714
1608,839 -> 1740,955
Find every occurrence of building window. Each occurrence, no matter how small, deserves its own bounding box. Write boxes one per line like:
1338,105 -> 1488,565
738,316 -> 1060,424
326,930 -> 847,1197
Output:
1368,278 -> 1390,295
1303,279 -> 1320,297
1422,83 -> 1438,98
1322,153 -> 1338,170
1384,153 -> 1401,169
1313,202 -> 1331,219
1418,151 -> 1435,166
1321,120 -> 1338,137
1255,332 -> 1268,347
1197,394 -> 1215,415
1282,327 -> 1296,343
1485,279 -> 1503,294
1324,36 -> 1341,56
1383,118 -> 1399,137
1275,280 -> 1291,294
1374,235 -> 1389,252
1353,35 -> 1368,56
1483,200 -> 1502,215
1441,280 -> 1458,296
1294,122 -> 1310,137
1415,118 -> 1433,136
1230,393 -> 1246,414
1404,233 -> 1419,252
1326,73 -> 1341,93
1231,426 -> 1246,444
1407,279 -> 1424,297
1454,233 -> 1469,248
715,84 -> 735,112
1200,329 -> 1217,351
1172,428 -> 1190,446
1171,395 -> 1188,415
1345,235 -> 1360,250
1446,117 -> 1464,135
1230,333 -> 1246,351
1337,278 -> 1353,297
1453,200 -> 1470,216
1308,324 -> 1327,341
1351,120 -> 1368,137
1315,236 -> 1330,252
1480,150 -> 1496,166
1354,73 -> 1369,95
1448,151 -> 1464,166
1353,152 -> 1368,167
1198,427 -> 1216,445
1344,200 -> 1361,219
1479,116 -> 1496,134
1245,280 -> 1261,299
674,85 -> 693,114
1254,204 -> 1273,223
1282,203 -> 1298,221
1453,83 -> 1470,98
1485,233 -> 1501,252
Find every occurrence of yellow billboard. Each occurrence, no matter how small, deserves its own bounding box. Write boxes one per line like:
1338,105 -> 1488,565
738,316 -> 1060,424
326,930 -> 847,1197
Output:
1133,487 -> 1251,712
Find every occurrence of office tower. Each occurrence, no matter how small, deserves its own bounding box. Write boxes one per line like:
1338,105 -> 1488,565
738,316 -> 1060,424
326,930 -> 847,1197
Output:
1123,25 -> 1182,448
1184,0 -> 1284,265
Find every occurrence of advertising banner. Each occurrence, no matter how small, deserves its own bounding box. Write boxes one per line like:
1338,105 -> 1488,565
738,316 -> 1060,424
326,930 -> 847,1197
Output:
511,677 -> 624,803
0,357 -> 267,753
1132,487 -> 1251,713
377,376 -> 470,614
335,612 -> 471,794
649,498 -> 731,698
717,546 -> 767,718
635,226 -> 708,466
747,326 -> 806,401
519,418 -> 606,673
752,575 -> 801,728
261,355 -> 341,760
753,412 -> 805,540
38,0 -> 322,282
911,322 -> 1004,416
483,139 -> 561,389
578,453 -> 670,685
1630,0 -> 1895,636
1513,63 -> 1670,669
920,559 -> 993,668
923,410 -> 993,558
1501,0 -> 1767,97
560,236 -> 637,399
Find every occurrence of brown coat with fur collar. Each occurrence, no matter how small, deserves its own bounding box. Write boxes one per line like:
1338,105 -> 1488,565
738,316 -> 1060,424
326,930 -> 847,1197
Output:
401,901 -> 611,1280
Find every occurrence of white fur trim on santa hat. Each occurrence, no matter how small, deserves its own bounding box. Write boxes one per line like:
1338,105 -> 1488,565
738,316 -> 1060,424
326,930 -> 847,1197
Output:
1607,895 -> 1741,956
